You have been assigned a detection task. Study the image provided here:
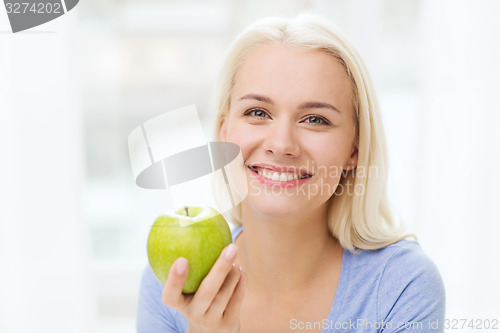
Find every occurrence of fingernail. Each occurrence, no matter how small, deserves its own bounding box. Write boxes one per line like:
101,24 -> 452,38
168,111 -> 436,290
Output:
225,244 -> 237,260
232,262 -> 240,270
176,258 -> 188,275
239,265 -> 246,273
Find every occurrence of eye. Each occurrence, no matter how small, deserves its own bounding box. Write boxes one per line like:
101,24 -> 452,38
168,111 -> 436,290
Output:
243,108 -> 270,118
303,115 -> 331,125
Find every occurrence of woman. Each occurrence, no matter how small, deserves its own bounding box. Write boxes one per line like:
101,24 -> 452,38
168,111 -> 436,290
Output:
137,15 -> 445,333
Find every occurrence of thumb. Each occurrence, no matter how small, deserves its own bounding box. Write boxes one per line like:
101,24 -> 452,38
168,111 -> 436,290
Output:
162,257 -> 190,309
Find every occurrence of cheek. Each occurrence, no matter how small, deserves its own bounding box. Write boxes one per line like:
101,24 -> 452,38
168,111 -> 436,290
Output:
305,134 -> 351,178
225,122 -> 261,159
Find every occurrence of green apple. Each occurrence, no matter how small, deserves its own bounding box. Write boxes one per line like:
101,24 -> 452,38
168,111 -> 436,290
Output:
147,205 -> 232,294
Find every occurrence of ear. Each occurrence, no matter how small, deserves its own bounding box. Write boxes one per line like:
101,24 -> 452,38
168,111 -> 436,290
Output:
219,116 -> 227,141
344,147 -> 358,171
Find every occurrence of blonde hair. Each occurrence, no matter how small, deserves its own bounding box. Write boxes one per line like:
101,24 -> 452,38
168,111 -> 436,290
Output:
211,14 -> 416,253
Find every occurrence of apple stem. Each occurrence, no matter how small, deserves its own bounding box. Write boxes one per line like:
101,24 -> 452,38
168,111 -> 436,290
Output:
184,206 -> 189,217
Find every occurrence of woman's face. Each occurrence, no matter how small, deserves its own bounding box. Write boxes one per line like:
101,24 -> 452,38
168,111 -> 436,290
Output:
220,43 -> 358,219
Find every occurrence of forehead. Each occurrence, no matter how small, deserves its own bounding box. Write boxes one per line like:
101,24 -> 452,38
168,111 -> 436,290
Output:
231,43 -> 353,112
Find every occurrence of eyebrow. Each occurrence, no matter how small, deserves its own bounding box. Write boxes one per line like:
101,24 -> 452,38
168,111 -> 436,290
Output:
238,93 -> 342,114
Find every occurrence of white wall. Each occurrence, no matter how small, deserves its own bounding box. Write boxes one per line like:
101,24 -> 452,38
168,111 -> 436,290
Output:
417,0 -> 500,319
0,12 -> 94,333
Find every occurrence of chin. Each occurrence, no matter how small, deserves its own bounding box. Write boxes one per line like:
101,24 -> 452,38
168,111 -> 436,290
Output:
244,192 -> 305,218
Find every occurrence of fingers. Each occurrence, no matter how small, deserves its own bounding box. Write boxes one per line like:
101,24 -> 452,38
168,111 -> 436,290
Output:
191,244 -> 238,313
162,257 -> 191,310
206,263 -> 243,315
223,266 -> 247,322
161,246 -> 247,332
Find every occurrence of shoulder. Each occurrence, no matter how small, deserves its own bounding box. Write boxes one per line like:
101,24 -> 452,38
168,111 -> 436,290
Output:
371,239 -> 445,294
351,238 -> 445,299
349,239 -> 446,330
349,239 -> 443,284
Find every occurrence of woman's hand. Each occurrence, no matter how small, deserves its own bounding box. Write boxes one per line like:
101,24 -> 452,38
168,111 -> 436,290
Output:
162,244 -> 247,333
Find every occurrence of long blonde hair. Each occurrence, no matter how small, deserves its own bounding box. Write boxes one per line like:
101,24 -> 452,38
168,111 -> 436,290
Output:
211,14 -> 415,253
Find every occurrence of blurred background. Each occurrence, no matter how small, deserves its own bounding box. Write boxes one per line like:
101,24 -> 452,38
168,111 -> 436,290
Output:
1,0 -> 499,332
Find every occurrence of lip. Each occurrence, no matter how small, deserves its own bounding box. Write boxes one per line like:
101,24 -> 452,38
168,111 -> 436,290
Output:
247,164 -> 313,188
248,163 -> 312,178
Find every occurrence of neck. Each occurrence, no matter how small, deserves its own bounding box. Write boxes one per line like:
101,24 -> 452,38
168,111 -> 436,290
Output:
236,202 -> 341,298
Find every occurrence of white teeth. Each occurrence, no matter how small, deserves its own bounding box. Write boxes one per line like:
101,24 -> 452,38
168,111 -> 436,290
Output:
262,169 -> 272,179
254,168 -> 302,181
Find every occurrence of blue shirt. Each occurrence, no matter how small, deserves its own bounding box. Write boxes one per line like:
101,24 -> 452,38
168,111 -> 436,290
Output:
137,225 -> 445,332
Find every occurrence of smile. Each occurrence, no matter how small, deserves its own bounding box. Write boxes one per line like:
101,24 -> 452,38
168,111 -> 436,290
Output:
248,165 -> 313,188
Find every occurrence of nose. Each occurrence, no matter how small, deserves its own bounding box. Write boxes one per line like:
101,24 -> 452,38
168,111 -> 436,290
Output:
263,120 -> 301,158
